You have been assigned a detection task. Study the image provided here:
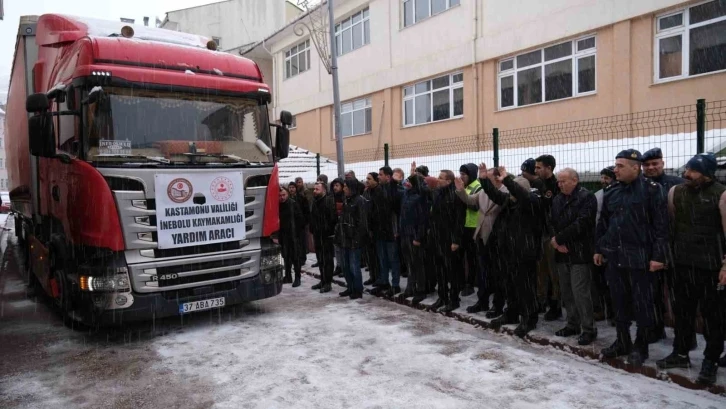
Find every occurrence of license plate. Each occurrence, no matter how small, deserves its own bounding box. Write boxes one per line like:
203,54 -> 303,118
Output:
179,297 -> 226,314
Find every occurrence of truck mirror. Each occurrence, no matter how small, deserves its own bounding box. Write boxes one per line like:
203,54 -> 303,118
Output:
275,126 -> 290,160
28,114 -> 56,158
279,110 -> 293,127
26,93 -> 49,113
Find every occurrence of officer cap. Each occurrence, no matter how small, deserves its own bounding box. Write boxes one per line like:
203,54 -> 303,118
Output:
615,149 -> 642,162
642,147 -> 663,162
521,158 -> 536,175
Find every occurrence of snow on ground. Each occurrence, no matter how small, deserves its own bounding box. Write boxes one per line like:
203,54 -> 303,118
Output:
3,271 -> 724,408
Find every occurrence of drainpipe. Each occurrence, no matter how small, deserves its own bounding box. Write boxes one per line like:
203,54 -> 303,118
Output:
472,0 -> 480,138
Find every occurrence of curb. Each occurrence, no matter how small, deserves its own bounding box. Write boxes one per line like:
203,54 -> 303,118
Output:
302,267 -> 726,396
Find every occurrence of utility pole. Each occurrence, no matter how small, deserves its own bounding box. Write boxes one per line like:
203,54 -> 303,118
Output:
327,0 -> 344,177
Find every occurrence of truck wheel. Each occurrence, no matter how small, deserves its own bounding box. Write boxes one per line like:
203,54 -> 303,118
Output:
49,247 -> 75,328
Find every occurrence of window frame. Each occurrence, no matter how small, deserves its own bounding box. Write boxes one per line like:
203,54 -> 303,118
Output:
335,7 -> 371,57
402,71 -> 464,127
212,36 -> 221,48
288,115 -> 297,130
497,35 -> 597,111
654,1 -> 726,83
284,39 -> 312,80
335,97 -> 373,139
402,0 -> 460,28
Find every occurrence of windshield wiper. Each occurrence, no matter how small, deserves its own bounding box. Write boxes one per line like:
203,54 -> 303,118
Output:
93,154 -> 171,164
182,153 -> 251,165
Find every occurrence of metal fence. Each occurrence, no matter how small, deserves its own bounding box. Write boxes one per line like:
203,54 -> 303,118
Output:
311,99 -> 726,184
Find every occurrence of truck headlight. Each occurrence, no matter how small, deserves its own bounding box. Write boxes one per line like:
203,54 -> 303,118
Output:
80,268 -> 131,292
260,253 -> 282,270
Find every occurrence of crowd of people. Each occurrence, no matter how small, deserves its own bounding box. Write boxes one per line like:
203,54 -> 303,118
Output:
272,148 -> 726,386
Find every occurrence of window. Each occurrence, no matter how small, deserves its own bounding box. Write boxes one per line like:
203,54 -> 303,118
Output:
285,40 -> 311,79
498,36 -> 596,109
335,8 -> 370,56
403,0 -> 460,27
337,98 -> 372,138
289,115 -> 297,129
403,72 -> 463,126
212,37 -> 221,48
655,1 -> 726,82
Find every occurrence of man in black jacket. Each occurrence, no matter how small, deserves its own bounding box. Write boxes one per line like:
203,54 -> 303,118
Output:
373,167 -> 403,296
550,168 -> 598,345
536,154 -> 562,321
595,149 -> 668,367
338,178 -> 368,299
427,170 -> 466,313
481,165 -> 544,338
310,182 -> 337,293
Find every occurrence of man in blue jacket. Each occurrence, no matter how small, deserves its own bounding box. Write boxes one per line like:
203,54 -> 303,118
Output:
397,174 -> 430,305
595,149 -> 668,367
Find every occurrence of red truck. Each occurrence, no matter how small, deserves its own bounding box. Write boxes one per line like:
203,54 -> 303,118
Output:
5,14 -> 292,326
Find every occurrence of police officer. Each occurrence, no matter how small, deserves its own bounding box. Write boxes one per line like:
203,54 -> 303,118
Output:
642,147 -> 686,343
595,149 -> 669,367
642,147 -> 686,191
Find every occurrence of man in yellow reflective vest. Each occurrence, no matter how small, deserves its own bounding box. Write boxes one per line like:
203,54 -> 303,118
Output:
460,163 -> 483,297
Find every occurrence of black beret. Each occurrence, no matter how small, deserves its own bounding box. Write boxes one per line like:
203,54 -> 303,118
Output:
642,148 -> 663,162
615,149 -> 642,162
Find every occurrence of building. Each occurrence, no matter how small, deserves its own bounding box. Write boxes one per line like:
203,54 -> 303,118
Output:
0,107 -> 7,191
242,0 -> 726,162
162,0 -> 304,52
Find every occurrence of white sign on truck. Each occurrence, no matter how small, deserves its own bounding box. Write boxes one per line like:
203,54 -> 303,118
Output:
154,172 -> 246,249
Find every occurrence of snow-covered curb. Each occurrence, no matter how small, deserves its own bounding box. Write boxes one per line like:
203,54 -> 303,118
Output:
301,264 -> 726,396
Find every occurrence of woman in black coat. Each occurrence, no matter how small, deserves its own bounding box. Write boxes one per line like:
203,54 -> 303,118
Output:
275,187 -> 305,287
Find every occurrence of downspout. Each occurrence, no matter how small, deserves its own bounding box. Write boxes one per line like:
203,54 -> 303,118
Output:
472,0 -> 480,140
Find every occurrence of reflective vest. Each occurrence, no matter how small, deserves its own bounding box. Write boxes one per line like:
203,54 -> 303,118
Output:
464,180 -> 482,228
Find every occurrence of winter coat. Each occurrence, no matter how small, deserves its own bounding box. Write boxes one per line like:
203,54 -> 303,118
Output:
338,191 -> 369,249
310,193 -> 337,241
428,184 -> 466,250
460,164 -> 483,229
330,178 -> 345,217
551,185 -> 598,264
365,184 -> 394,241
482,175 -> 544,263
455,179 -> 508,245
399,176 -> 430,242
596,176 -> 668,269
277,198 -> 305,260
295,192 -> 311,226
651,173 -> 685,192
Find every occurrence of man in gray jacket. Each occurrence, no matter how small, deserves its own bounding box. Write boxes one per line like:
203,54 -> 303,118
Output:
455,164 -> 508,315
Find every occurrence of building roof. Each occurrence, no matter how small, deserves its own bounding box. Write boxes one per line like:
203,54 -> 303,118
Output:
167,0 -> 304,15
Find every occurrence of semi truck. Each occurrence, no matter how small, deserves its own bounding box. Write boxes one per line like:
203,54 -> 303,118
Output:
5,14 -> 292,326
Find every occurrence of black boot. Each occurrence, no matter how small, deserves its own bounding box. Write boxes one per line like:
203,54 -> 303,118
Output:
283,273 -> 293,284
292,273 -> 301,288
440,301 -> 460,313
697,359 -> 718,386
411,294 -> 426,306
370,284 -> 390,296
363,277 -> 376,286
485,309 -> 503,319
601,328 -> 632,359
384,286 -> 401,298
513,318 -> 537,338
311,281 -> 323,290
628,331 -> 649,367
430,298 -> 446,311
320,283 -> 332,293
490,315 -> 519,328
656,352 -> 691,369
339,289 -> 352,297
466,301 -> 489,314
544,300 -> 562,321
311,262 -> 320,268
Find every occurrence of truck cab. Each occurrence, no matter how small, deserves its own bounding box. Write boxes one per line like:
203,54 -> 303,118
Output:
6,14 -> 292,326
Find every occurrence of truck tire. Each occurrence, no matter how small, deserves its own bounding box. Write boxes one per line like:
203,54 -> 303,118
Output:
49,236 -> 75,328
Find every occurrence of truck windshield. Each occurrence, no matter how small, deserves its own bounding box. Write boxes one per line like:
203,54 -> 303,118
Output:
84,87 -> 272,165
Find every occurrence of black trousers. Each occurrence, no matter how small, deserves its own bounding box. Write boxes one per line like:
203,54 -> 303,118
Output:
673,265 -> 725,361
434,245 -> 464,304
425,242 -> 438,293
401,237 -> 426,296
593,263 -> 613,316
503,259 -> 539,324
314,235 -> 335,285
476,239 -> 505,310
284,250 -> 301,277
364,241 -> 379,281
606,265 -> 656,332
462,228 -> 478,288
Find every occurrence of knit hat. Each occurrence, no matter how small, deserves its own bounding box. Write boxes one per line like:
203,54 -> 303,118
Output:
521,158 -> 536,175
685,153 -> 717,177
600,166 -> 616,180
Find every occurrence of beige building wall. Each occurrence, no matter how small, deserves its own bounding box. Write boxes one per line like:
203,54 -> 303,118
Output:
273,0 -> 726,155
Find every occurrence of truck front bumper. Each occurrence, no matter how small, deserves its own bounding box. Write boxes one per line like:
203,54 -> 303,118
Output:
86,268 -> 283,326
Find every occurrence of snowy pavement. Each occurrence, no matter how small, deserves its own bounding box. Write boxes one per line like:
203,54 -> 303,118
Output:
1,225 -> 725,408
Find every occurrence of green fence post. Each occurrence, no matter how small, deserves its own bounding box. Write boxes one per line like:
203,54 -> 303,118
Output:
493,128 -> 500,168
316,153 -> 321,176
384,143 -> 390,167
696,99 -> 706,154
